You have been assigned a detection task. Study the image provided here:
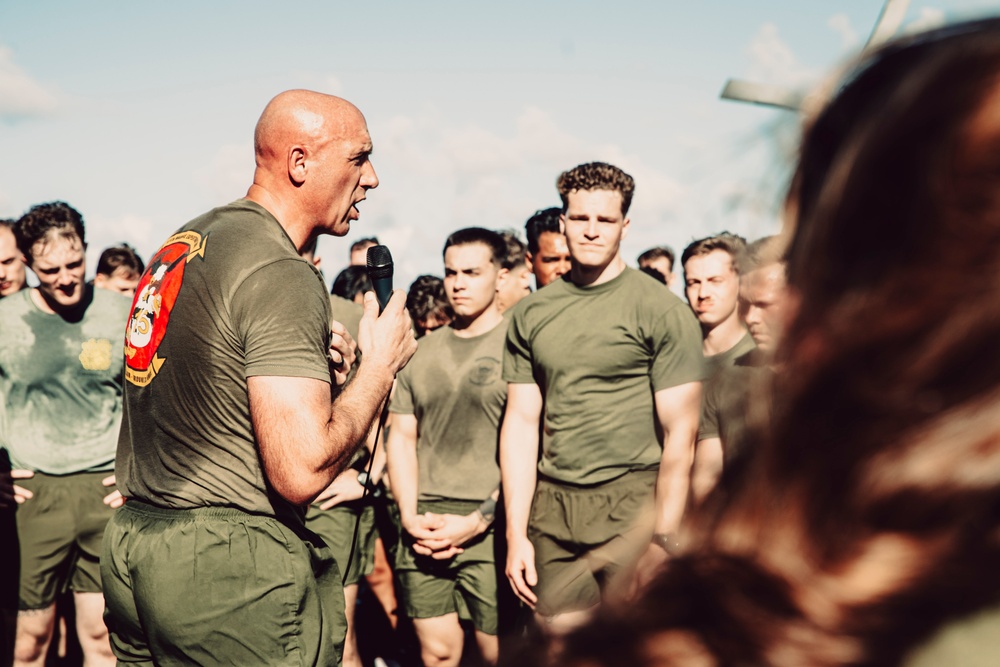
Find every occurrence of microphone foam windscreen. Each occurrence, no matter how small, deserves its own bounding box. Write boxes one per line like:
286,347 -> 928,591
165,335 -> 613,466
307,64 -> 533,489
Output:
367,245 -> 393,278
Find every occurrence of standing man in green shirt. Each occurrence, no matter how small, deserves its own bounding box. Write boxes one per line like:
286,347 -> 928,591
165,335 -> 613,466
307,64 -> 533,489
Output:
523,207 -> 571,290
103,90 -> 417,666
501,162 -> 704,631
387,227 -> 510,667
693,235 -> 789,503
0,202 -> 130,667
682,233 -> 755,374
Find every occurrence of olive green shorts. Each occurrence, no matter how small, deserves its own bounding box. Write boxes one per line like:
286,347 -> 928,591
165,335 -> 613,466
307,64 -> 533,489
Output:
528,470 -> 657,617
101,501 -> 346,666
305,500 -> 376,586
395,499 -> 498,635
16,470 -> 114,610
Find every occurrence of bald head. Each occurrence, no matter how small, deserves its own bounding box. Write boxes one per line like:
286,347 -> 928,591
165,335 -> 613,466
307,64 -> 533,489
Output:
246,89 -> 379,246
254,90 -> 362,163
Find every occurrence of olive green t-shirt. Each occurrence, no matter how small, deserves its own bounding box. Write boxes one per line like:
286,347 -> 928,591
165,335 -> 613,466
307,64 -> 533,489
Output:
0,286 -> 130,474
116,200 -> 332,519
698,350 -> 772,464
389,318 -> 507,501
705,332 -> 756,379
328,294 -> 366,468
504,268 -> 705,485
329,295 -> 363,344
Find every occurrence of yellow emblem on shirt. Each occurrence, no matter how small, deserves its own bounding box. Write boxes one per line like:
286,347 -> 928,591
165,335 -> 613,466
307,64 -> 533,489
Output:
79,338 -> 113,371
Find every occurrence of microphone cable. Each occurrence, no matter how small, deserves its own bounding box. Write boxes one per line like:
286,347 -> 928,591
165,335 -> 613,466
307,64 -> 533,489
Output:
342,392 -> 390,586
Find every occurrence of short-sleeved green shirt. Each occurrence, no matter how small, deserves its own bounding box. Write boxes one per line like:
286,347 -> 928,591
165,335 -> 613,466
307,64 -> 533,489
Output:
0,286 -> 130,474
504,268 -> 705,486
116,200 -> 332,521
329,295 -> 363,344
389,319 -> 507,501
705,332 -> 756,378
698,350 -> 772,463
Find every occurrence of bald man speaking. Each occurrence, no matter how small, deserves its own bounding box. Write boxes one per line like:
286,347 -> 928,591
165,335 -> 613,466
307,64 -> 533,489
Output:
102,91 -> 417,665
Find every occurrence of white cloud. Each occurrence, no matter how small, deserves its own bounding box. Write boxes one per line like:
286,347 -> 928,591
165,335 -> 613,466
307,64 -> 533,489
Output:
746,23 -> 818,88
828,13 -> 860,50
904,8 -> 947,35
0,46 -> 59,121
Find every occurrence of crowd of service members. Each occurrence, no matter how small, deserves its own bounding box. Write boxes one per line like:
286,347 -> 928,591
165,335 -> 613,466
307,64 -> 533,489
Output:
0,198 -> 776,667
7,18 -> 1000,667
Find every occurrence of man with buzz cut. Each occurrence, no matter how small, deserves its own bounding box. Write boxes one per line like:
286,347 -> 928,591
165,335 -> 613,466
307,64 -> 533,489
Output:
501,162 -> 704,629
0,202 -> 130,667
103,90 -> 417,666
682,233 -> 755,374
386,227 -> 510,667
523,207 -> 571,289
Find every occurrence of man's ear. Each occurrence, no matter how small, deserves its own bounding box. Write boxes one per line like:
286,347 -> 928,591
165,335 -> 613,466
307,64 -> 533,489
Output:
495,267 -> 510,292
288,146 -> 307,186
621,216 -> 631,241
559,215 -> 566,235
525,252 -> 535,274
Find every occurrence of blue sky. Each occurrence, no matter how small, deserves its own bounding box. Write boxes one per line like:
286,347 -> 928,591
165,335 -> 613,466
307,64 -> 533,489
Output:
1,1 -> 996,288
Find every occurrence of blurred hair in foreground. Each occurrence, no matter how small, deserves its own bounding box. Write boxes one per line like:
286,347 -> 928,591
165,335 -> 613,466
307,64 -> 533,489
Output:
540,18 -> 1000,667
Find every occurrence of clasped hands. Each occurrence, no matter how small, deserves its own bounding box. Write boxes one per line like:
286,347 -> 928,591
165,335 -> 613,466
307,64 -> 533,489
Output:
403,511 -> 489,560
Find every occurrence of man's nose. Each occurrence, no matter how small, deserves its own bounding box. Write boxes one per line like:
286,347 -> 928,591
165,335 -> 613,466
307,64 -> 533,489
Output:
363,161 -> 379,190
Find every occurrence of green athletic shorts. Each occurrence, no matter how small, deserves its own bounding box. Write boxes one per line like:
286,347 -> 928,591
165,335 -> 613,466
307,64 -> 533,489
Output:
395,499 -> 498,635
528,470 -> 657,617
305,500 -> 376,586
16,470 -> 114,610
101,501 -> 346,666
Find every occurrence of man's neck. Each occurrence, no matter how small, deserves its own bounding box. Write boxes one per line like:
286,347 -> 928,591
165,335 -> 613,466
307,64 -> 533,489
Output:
30,287 -> 82,320
451,304 -> 504,338
702,314 -> 747,357
245,185 -> 310,251
570,255 -> 625,288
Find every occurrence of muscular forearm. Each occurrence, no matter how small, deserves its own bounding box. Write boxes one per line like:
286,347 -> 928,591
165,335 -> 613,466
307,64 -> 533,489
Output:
654,433 -> 696,534
321,361 -> 395,476
384,418 -> 419,527
500,422 -> 538,539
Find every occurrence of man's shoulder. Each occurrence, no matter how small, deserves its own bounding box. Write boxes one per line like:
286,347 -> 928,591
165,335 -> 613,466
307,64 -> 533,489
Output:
413,325 -> 452,354
181,200 -> 296,260
329,295 -> 364,337
622,267 -> 688,312
0,289 -> 30,317
90,285 -> 132,312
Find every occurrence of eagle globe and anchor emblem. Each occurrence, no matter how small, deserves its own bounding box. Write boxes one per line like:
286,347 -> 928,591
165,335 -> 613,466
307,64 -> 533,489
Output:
124,230 -> 208,387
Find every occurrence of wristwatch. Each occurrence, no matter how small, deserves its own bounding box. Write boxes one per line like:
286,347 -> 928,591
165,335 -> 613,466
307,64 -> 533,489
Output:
652,532 -> 682,556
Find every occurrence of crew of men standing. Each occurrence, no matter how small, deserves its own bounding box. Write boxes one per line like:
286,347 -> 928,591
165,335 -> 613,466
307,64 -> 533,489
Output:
0,90 -> 784,667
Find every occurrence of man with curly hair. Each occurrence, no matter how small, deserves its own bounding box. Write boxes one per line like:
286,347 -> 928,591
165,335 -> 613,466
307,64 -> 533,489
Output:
501,162 -> 704,630
0,202 -> 130,667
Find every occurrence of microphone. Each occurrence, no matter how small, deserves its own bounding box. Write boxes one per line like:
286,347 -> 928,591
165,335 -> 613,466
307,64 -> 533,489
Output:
366,245 -> 393,314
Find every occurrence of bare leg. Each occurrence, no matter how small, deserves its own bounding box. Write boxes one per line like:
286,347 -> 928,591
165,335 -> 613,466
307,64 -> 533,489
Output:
13,605 -> 55,667
341,584 -> 361,667
73,592 -> 114,667
364,538 -> 398,629
411,613 -> 464,667
473,629 -> 498,666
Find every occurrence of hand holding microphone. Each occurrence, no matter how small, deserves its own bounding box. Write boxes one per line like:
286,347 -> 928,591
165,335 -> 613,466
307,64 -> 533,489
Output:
361,245 -> 417,376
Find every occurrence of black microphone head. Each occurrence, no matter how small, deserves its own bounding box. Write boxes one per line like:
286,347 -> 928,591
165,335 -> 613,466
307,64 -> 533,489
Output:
367,245 -> 393,279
